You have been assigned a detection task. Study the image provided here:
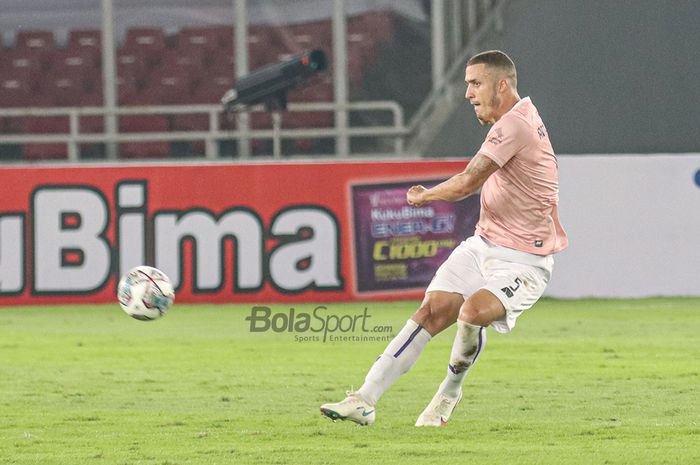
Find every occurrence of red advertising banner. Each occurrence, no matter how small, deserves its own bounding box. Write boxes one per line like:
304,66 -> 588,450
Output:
0,160 -> 475,305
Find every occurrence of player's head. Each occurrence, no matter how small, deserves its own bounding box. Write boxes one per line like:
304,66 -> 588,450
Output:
465,50 -> 519,125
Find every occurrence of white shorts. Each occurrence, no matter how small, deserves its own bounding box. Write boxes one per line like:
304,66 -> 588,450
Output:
426,235 -> 553,333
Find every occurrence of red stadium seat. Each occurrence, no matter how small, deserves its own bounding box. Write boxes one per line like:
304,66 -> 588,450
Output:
159,49 -> 206,78
348,11 -> 395,45
346,31 -> 378,85
46,75 -> 89,107
1,49 -> 46,79
16,30 -> 55,52
248,25 -> 286,70
345,11 -> 394,82
208,51 -> 236,75
0,75 -> 38,107
50,48 -> 100,79
79,88 -> 103,108
286,80 -> 334,152
172,71 -> 231,130
172,69 -> 234,154
21,116 -> 70,160
116,74 -> 142,105
206,25 -> 235,49
140,72 -> 195,105
118,115 -> 170,159
124,27 -> 166,49
76,89 -> 105,158
123,27 -> 166,67
277,20 -> 332,58
176,26 -> 233,60
191,68 -> 234,104
117,47 -> 150,81
68,29 -> 102,51
287,81 -> 334,126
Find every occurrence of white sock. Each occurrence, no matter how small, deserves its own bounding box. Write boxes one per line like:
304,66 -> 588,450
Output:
438,321 -> 486,398
357,319 -> 431,406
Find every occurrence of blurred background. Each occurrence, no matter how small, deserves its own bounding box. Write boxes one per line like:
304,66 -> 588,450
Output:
1,0 -> 697,162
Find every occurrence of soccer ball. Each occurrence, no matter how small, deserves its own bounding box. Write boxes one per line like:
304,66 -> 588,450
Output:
117,266 -> 175,321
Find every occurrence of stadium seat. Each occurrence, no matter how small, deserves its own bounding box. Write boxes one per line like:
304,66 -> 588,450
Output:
21,116 -> 70,160
15,30 -> 55,52
170,112 -> 209,156
287,81 -> 333,120
1,49 -> 46,79
123,27 -> 166,67
116,74 -> 142,106
172,69 -> 235,156
0,75 -> 38,107
173,71 -> 233,137
159,49 -> 206,78
277,19 -> 332,58
139,72 -> 195,105
46,75 -> 89,107
345,11 -> 394,81
175,25 -> 233,61
191,68 -> 234,104
68,29 -> 102,51
75,89 -> 105,159
50,48 -> 100,80
208,51 -> 236,75
248,25 -> 287,70
117,47 -> 150,82
286,80 -> 334,152
348,11 -> 395,45
118,115 -> 170,159
344,32 -> 378,85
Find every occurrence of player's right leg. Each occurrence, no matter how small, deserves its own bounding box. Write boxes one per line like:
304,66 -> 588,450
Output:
320,291 -> 463,425
417,238 -> 554,427
414,236 -> 492,426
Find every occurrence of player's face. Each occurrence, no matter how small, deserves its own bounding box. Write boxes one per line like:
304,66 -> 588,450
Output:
465,64 -> 501,126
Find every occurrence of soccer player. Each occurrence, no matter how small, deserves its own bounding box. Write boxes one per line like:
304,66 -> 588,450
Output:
320,50 -> 568,427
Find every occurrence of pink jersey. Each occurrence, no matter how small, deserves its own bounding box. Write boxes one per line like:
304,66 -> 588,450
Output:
474,97 -> 568,255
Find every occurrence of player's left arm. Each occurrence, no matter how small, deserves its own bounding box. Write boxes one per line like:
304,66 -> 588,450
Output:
407,153 -> 499,207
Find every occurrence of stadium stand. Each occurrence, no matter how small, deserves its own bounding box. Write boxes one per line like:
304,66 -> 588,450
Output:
22,116 -> 70,160
0,10 -> 402,159
118,114 -> 170,158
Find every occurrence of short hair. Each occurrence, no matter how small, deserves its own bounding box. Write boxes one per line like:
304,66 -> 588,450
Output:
467,50 -> 517,87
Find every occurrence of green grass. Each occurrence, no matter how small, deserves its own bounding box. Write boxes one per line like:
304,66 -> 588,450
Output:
0,299 -> 698,465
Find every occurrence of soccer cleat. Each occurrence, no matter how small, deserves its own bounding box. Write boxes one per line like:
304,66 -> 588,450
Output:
320,390 -> 376,426
414,390 -> 462,427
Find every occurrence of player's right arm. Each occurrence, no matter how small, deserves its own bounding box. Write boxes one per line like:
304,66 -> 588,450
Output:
407,153 -> 499,207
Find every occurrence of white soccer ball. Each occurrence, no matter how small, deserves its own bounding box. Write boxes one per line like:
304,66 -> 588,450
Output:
117,266 -> 175,321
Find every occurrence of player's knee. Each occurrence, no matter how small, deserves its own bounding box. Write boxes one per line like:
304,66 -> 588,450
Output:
459,289 -> 506,325
459,303 -> 492,325
412,293 -> 461,336
459,299 -> 504,326
458,304 -> 479,325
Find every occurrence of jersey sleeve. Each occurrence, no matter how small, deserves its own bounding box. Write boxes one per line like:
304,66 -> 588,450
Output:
477,114 -> 530,167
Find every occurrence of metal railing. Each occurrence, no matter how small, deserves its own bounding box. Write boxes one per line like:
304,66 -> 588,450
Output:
0,100 -> 408,161
409,0 -> 507,153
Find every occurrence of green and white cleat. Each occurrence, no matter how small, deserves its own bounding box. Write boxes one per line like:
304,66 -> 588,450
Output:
320,390 -> 375,426
415,390 -> 462,427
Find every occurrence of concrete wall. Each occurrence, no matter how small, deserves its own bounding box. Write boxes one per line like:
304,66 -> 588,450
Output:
427,0 -> 700,157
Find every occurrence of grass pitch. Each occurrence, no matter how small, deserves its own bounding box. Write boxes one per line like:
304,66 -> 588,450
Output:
0,299 -> 698,465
